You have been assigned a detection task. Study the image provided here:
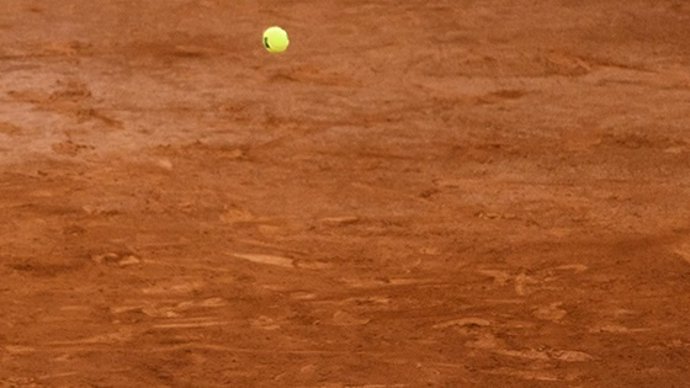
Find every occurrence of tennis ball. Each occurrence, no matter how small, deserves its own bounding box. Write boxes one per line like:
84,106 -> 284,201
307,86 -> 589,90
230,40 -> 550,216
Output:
263,26 -> 289,53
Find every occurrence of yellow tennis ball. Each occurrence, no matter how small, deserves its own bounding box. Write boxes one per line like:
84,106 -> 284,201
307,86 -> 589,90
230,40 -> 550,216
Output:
263,26 -> 289,53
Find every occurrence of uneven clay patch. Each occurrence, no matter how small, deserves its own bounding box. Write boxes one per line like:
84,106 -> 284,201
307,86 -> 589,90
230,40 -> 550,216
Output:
1,1 -> 688,387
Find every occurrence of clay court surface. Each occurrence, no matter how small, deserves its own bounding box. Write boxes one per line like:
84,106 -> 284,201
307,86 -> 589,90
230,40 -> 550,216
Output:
1,0 -> 689,386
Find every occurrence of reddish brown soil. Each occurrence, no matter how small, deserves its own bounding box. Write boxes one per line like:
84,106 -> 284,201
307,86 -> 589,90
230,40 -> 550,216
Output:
1,1 -> 690,386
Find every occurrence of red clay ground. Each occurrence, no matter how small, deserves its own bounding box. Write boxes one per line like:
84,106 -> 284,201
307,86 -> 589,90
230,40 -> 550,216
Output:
1,0 -> 689,386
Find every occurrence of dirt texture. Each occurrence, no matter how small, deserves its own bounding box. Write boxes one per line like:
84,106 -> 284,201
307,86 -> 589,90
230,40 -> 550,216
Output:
1,0 -> 690,387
